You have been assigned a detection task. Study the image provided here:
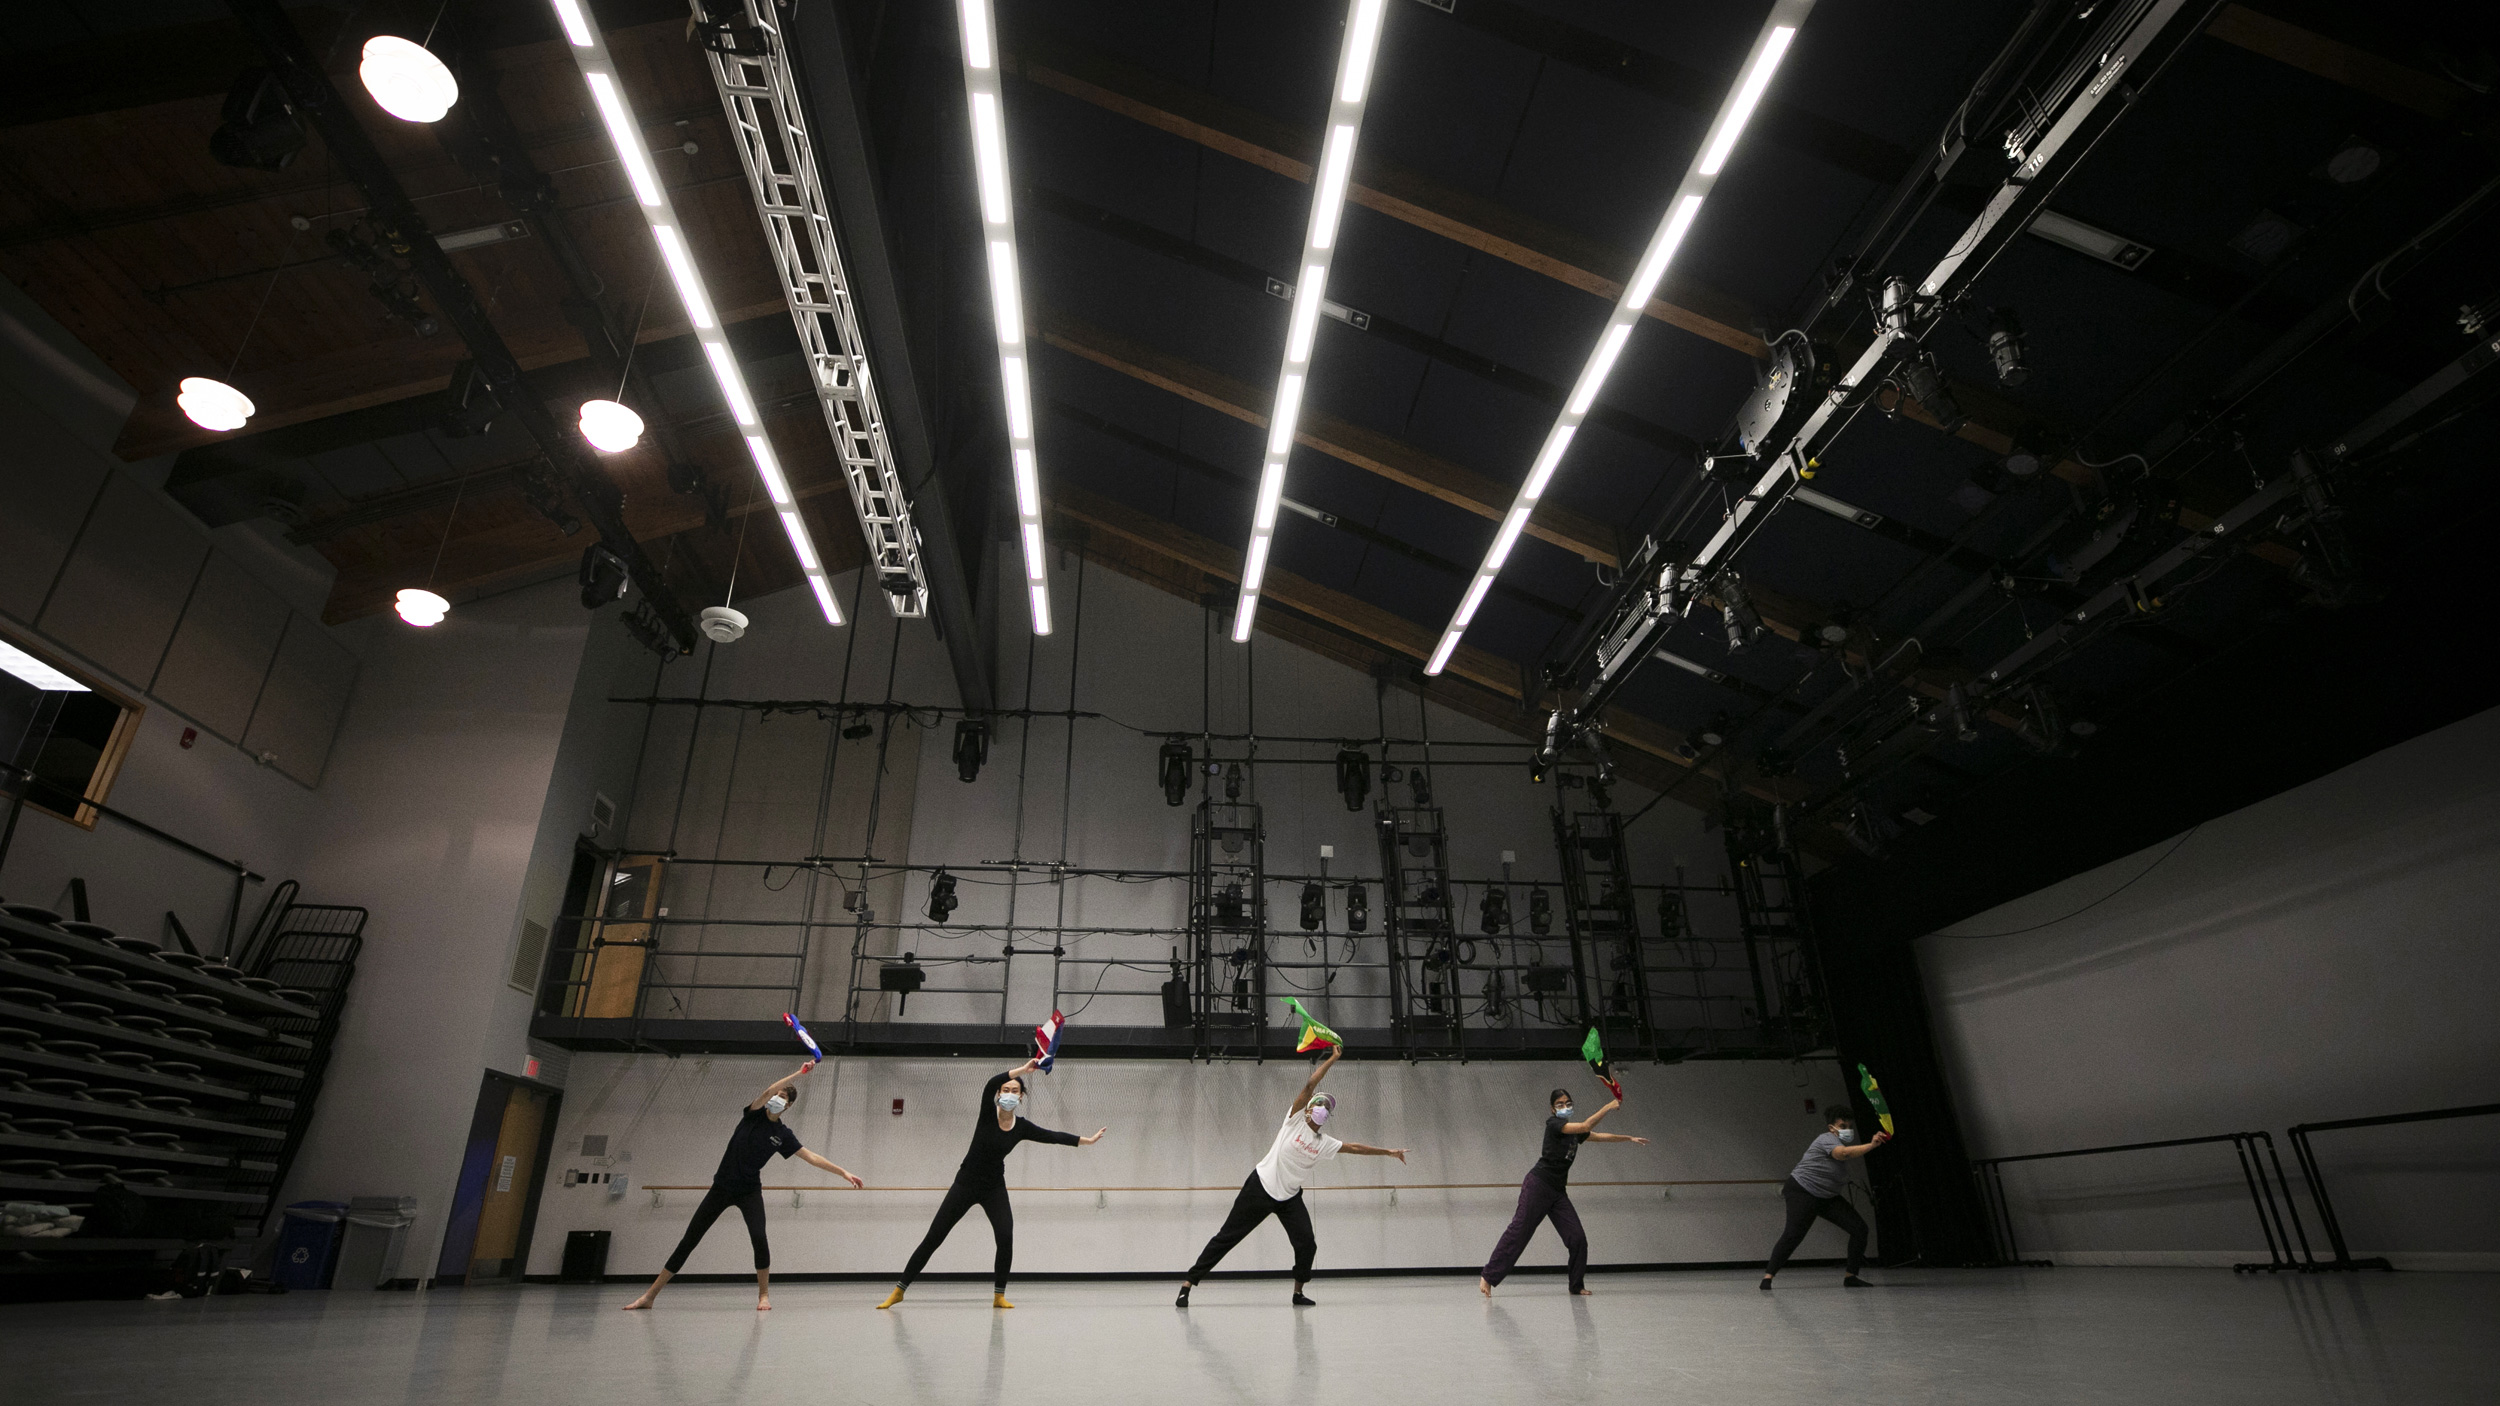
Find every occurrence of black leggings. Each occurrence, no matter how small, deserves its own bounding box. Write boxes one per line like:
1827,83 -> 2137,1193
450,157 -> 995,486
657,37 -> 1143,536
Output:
898,1180 -> 1015,1291
665,1186 -> 770,1273
1765,1176 -> 1868,1275
1186,1172 -> 1317,1284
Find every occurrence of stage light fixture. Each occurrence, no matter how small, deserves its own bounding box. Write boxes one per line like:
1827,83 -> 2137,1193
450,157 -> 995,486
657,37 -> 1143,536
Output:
208,70 -> 304,172
1527,884 -> 1552,936
1345,883 -> 1368,933
1224,762 -> 1245,802
1232,0 -> 1390,643
547,0 -> 839,625
177,377 -> 254,433
359,36 -> 459,124
1479,886 -> 1511,935
925,870 -> 959,923
579,544 -> 630,610
841,720 -> 875,741
1159,741 -> 1194,806
1987,307 -> 2028,387
1300,883 -> 1326,932
880,954 -> 925,1012
1335,748 -> 1372,812
1946,684 -> 1978,743
1429,2 -> 1813,675
953,718 -> 990,782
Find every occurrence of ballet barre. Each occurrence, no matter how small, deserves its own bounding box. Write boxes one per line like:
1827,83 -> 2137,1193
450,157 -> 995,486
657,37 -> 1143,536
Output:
638,1179 -> 1781,1207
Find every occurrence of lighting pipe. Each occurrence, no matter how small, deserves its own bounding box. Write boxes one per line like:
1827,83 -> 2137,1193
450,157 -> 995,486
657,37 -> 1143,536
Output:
544,0 -> 843,625
956,0 -> 1052,636
1232,0 -> 1389,644
1425,1 -> 1813,676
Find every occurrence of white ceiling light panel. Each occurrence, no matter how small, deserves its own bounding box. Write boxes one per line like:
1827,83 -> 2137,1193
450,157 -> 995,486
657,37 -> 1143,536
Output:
1232,0 -> 1390,644
957,0 -> 1052,636
547,2 -> 842,624
1426,0 -> 1815,676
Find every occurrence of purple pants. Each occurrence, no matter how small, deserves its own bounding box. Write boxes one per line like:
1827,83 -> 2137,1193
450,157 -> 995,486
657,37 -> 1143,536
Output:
1481,1171 -> 1587,1292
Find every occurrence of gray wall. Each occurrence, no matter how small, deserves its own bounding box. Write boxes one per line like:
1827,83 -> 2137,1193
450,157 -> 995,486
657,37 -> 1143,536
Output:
1919,706 -> 2500,1268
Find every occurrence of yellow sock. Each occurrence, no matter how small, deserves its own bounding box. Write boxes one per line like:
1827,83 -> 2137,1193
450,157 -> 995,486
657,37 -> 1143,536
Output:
876,1286 -> 904,1310
993,1293 -> 1015,1309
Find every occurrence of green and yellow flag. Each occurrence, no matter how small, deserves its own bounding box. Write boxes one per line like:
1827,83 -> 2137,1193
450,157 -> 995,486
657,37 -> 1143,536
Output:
1582,1027 -> 1622,1101
1858,1062 -> 1894,1136
1285,997 -> 1340,1054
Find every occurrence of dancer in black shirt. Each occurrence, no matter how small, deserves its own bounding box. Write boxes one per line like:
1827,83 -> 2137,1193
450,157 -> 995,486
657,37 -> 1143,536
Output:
623,1061 -> 862,1310
878,1057 -> 1104,1309
1476,1088 -> 1647,1297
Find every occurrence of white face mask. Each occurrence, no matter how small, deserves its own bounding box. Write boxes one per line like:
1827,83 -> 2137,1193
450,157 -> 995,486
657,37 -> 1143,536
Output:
1833,1127 -> 1855,1144
997,1092 -> 1021,1112
765,1095 -> 788,1116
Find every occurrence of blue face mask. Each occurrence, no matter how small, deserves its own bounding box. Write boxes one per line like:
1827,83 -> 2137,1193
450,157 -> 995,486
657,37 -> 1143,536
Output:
1554,1105 -> 1574,1119
996,1092 -> 1021,1112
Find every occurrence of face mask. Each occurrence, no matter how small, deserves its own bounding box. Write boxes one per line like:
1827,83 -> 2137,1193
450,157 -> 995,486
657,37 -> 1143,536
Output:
765,1095 -> 788,1116
996,1093 -> 1021,1112
1307,1104 -> 1330,1127
1555,1105 -> 1574,1119
1834,1128 -> 1855,1144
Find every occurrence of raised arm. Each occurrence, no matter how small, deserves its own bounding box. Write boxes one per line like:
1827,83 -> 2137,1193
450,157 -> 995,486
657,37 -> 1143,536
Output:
1007,1057 -> 1041,1080
1561,1097 -> 1619,1136
1289,1047 -> 1342,1114
796,1148 -> 864,1188
749,1060 -> 815,1110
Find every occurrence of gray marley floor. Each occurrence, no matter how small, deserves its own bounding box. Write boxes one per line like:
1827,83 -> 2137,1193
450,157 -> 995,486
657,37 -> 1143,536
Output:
2,1269 -> 2488,1404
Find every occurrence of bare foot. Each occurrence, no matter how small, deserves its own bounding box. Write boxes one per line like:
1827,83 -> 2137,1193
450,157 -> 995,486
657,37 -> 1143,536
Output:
757,1297 -> 772,1311
1478,1277 -> 1492,1297
1574,1288 -> 1594,1296
622,1297 -> 655,1311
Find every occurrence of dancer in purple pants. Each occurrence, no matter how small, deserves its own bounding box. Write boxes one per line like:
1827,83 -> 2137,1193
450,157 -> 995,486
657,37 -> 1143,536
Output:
1477,1088 -> 1648,1296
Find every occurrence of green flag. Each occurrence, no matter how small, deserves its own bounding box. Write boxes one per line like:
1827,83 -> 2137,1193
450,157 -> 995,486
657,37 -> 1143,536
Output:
1284,996 -> 1340,1054
1581,1027 -> 1622,1101
1858,1062 -> 1894,1135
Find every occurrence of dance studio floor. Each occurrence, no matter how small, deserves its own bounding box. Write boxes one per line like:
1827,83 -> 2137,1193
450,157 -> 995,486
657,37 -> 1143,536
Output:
3,1268 -> 2488,1405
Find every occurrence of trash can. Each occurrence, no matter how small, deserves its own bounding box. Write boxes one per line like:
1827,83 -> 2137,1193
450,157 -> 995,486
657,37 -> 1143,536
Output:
560,1230 -> 611,1283
335,1196 -> 417,1289
273,1201 -> 349,1290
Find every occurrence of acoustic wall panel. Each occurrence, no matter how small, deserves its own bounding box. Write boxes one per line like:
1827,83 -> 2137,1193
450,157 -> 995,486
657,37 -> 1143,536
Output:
241,611 -> 359,787
151,550 -> 292,743
36,470 -> 208,688
0,381 -> 110,624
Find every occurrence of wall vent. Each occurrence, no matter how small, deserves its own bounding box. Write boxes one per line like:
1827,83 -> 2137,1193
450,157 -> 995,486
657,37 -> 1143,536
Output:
581,1134 -> 608,1157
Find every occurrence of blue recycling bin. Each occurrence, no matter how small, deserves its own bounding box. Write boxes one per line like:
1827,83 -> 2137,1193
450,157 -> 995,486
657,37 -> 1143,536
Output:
273,1201 -> 349,1290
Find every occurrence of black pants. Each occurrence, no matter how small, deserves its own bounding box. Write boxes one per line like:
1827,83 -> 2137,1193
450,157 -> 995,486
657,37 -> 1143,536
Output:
1186,1172 -> 1317,1284
1765,1176 -> 1868,1275
664,1185 -> 770,1273
899,1180 -> 1015,1292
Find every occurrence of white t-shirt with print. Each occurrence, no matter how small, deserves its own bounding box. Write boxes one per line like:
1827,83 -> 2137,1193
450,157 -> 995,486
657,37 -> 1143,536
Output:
1253,1107 -> 1342,1200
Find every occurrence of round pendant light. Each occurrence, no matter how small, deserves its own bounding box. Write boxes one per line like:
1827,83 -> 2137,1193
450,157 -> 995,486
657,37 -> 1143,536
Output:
395,588 -> 451,627
579,398 -> 645,453
360,36 -> 460,124
177,376 -> 255,432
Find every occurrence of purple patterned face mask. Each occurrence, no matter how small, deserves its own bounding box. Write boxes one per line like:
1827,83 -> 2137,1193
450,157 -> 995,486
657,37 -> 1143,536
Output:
1308,1103 -> 1331,1127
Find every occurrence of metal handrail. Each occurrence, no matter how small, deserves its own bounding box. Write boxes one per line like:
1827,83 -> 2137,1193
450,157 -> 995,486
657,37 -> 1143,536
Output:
1971,1130 -> 2314,1273
2287,1101 -> 2500,1271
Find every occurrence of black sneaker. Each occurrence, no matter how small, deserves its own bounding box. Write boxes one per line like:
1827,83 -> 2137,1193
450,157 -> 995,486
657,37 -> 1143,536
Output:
1174,1284 -> 1191,1307
1843,1275 -> 1872,1288
1291,1292 -> 1316,1306
1759,1276 -> 1775,1291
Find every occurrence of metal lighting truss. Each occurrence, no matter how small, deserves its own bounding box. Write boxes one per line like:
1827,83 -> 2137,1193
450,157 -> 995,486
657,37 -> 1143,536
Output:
1554,0 -> 2219,730
698,0 -> 929,619
545,0 -> 844,625
1232,0 -> 1390,643
1426,0 -> 1816,677
957,0 -> 1051,635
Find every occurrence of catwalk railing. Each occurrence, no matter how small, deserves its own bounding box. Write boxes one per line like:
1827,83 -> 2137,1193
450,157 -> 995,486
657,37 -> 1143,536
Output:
1970,1131 -> 2314,1273
2286,1101 -> 2500,1272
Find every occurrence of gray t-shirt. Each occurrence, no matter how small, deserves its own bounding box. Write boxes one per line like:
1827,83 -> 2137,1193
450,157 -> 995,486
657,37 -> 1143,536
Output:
1788,1132 -> 1849,1198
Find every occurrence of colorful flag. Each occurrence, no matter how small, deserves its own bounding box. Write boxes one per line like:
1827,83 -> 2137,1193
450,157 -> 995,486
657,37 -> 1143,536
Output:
1284,996 -> 1340,1054
1582,1026 -> 1622,1102
784,1013 -> 822,1061
1858,1062 -> 1894,1136
1033,1009 -> 1066,1073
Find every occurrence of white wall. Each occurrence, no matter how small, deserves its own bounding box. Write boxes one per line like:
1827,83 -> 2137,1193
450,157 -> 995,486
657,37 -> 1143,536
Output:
524,1052 -> 1857,1279
1918,706 -> 2500,1269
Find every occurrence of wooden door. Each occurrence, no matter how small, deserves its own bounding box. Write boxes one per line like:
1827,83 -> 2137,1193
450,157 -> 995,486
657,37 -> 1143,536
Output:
467,1086 -> 550,1281
578,855 -> 663,1018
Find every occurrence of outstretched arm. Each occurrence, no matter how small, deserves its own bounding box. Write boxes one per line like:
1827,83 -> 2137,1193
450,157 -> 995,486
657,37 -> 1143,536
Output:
749,1061 -> 815,1110
1338,1142 -> 1408,1163
1831,1131 -> 1892,1161
1561,1098 -> 1619,1136
796,1148 -> 864,1188
1589,1132 -> 1649,1145
1289,1047 -> 1342,1114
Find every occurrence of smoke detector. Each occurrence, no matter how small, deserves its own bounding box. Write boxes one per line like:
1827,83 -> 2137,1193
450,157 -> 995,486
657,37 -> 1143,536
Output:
700,606 -> 748,643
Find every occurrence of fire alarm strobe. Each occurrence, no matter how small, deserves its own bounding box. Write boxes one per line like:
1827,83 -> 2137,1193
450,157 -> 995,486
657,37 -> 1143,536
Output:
891,1098 -> 906,1116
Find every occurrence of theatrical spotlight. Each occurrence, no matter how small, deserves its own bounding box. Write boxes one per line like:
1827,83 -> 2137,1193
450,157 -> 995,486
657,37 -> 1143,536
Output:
1479,886 -> 1511,935
1987,307 -> 2028,387
841,719 -> 875,741
925,870 -> 959,923
1718,572 -> 1763,653
880,954 -> 925,1013
1527,885 -> 1552,936
953,718 -> 990,783
1224,762 -> 1244,801
579,543 -> 629,610
1344,883 -> 1369,933
1898,350 -> 1966,433
1335,748 -> 1371,812
1159,741 -> 1194,806
1658,887 -> 1684,940
1300,883 -> 1325,932
209,70 -> 305,172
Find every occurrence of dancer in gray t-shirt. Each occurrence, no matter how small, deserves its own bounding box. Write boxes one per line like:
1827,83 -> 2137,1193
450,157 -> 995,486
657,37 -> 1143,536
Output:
1760,1105 -> 1891,1290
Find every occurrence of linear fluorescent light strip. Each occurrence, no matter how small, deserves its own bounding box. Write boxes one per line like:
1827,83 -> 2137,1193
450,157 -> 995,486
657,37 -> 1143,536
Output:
1425,2 -> 1812,676
1,640 -> 88,693
1230,0 -> 1388,645
958,0 -> 1050,636
547,0 -> 842,626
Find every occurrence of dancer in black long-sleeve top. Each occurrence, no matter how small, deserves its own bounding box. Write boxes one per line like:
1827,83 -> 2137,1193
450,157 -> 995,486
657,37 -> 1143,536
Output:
623,1061 -> 862,1311
878,1057 -> 1105,1309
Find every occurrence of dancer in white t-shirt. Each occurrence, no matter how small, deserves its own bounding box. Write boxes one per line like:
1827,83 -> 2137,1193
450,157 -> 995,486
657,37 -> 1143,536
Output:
1174,1046 -> 1409,1307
